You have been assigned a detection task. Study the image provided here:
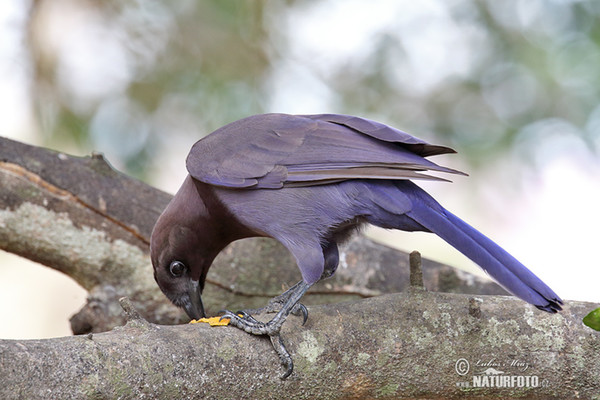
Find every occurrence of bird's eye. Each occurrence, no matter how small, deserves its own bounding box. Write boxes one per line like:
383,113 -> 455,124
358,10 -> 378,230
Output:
169,261 -> 186,277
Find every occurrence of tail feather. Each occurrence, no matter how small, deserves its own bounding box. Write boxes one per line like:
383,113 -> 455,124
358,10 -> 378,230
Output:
400,185 -> 562,312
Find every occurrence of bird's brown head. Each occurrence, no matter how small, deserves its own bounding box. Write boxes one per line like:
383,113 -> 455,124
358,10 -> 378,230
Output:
150,176 -> 217,320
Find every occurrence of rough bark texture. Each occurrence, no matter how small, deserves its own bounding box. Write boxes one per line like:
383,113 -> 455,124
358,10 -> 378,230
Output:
1,294 -> 599,399
1,136 -> 599,399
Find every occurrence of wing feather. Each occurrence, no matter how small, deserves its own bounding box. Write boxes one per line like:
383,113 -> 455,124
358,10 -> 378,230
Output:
186,113 -> 466,189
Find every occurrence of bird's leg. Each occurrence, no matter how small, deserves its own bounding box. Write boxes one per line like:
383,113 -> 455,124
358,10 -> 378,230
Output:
239,241 -> 338,322
242,281 -> 308,322
220,280 -> 312,379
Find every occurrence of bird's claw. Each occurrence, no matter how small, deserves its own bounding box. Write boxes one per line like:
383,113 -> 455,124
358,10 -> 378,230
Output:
291,303 -> 309,325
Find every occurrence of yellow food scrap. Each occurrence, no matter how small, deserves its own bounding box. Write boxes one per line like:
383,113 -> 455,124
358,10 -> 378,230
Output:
189,316 -> 231,326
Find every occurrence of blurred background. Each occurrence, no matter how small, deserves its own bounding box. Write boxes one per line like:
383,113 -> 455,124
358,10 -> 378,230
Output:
1,0 -> 599,339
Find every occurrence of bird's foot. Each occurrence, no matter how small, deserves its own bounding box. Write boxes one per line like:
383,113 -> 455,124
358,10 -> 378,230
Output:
220,309 -> 294,379
220,309 -> 284,336
220,280 -> 312,379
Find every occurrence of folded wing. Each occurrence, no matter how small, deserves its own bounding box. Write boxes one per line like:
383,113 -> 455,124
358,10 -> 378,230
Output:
186,113 -> 466,189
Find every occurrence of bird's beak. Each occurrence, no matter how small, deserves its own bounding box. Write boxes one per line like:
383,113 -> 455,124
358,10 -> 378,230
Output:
184,279 -> 206,320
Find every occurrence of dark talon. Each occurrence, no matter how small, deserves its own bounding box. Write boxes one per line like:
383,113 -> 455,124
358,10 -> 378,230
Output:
281,365 -> 293,380
289,302 -> 309,324
298,304 -> 308,325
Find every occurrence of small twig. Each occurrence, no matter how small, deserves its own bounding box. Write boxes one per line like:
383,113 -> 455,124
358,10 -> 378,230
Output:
469,297 -> 482,318
409,250 -> 425,289
118,297 -> 145,322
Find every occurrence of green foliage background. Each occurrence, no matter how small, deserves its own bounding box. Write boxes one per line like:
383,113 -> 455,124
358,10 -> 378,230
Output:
24,0 -> 600,180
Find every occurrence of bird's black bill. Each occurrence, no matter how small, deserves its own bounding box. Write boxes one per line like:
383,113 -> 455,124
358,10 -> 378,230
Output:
184,279 -> 206,320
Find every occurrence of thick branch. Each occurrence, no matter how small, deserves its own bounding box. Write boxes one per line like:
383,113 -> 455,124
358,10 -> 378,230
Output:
1,292 -> 598,399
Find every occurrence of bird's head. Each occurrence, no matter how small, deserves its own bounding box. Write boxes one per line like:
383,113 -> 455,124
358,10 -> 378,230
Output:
150,221 -> 209,320
150,176 -> 220,320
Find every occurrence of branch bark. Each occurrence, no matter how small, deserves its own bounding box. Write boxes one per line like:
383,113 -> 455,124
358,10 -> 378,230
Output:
1,136 -> 598,399
1,293 -> 598,399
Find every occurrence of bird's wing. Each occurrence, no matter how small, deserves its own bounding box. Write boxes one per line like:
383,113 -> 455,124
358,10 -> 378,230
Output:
186,113 -> 466,189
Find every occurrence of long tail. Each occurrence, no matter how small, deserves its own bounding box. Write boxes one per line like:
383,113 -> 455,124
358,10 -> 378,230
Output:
398,182 -> 562,312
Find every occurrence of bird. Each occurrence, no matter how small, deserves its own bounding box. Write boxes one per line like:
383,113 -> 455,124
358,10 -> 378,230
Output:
150,113 -> 562,378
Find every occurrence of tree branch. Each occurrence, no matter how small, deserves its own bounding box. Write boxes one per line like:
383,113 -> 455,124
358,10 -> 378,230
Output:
1,291 -> 598,399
